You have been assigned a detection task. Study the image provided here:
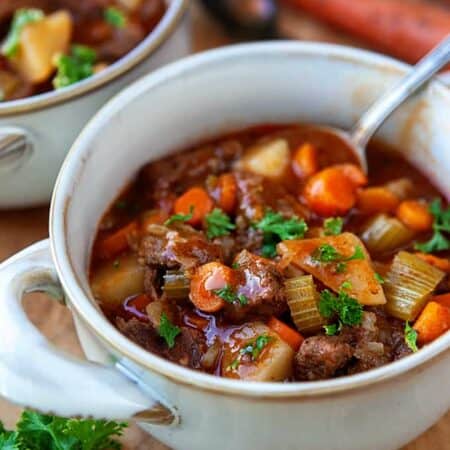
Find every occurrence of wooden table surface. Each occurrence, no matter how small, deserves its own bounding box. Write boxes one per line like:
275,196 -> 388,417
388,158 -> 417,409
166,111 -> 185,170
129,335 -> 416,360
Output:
0,2 -> 448,449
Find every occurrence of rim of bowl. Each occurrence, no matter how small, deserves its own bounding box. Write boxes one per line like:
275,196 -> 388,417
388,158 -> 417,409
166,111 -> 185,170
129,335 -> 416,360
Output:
50,41 -> 450,399
0,0 -> 188,117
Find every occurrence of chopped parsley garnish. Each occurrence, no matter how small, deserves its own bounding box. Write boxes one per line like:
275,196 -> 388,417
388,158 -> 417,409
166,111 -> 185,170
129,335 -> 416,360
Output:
312,244 -> 365,273
159,313 -> 181,349
318,289 -> 363,327
340,280 -> 353,291
324,217 -> 344,236
104,6 -> 127,28
205,208 -> 236,239
53,45 -> 97,89
374,273 -> 385,284
405,321 -> 419,353
256,210 -> 308,240
165,206 -> 194,226
2,9 -> 44,58
255,210 -> 308,258
228,334 -> 272,371
0,410 -> 126,450
415,198 -> 450,253
323,323 -> 342,336
214,285 -> 248,306
232,262 -> 240,269
115,200 -> 128,209
312,244 -> 341,262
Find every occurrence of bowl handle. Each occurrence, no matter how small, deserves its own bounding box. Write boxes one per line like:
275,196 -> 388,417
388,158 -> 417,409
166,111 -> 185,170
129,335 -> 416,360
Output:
0,127 -> 34,172
0,239 -> 176,424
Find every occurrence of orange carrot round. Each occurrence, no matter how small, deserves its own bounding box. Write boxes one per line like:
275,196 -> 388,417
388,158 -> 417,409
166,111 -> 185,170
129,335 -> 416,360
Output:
96,221 -> 139,259
413,301 -> 450,345
217,173 -> 237,214
267,316 -> 304,351
303,167 -> 356,216
334,163 -> 368,188
292,142 -> 318,178
190,262 -> 236,313
174,187 -> 213,226
397,200 -> 433,232
356,187 -> 400,215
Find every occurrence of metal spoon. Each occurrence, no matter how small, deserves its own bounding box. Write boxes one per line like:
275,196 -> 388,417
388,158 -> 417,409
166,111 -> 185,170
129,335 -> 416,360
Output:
312,34 -> 450,173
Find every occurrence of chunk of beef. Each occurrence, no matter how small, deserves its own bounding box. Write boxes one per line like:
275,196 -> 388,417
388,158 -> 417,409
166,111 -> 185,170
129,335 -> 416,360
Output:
169,328 -> 207,369
235,171 -> 309,223
0,1 -> 51,22
139,140 -> 243,207
140,224 -> 223,271
116,317 -> 206,369
116,317 -> 165,355
225,250 -> 287,320
294,336 -> 353,381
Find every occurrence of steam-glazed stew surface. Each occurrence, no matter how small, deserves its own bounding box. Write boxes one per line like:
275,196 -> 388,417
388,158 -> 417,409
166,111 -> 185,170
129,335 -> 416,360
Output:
0,0 -> 166,100
90,125 -> 450,382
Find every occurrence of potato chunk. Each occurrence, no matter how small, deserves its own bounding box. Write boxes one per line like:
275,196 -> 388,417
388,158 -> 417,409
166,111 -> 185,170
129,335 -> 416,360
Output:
12,10 -> 73,84
221,322 -> 294,381
90,254 -> 145,308
238,139 -> 290,179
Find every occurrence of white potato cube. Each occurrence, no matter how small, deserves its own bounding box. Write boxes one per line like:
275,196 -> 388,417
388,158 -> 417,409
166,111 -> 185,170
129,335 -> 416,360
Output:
13,10 -> 73,84
238,139 -> 290,179
90,254 -> 145,308
222,322 -> 294,382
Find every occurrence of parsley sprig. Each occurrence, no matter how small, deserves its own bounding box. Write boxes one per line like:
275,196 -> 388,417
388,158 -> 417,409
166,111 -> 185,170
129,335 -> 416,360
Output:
324,217 -> 343,236
228,334 -> 272,371
2,9 -> 44,58
255,210 -> 308,258
405,321 -> 419,353
205,208 -> 236,239
159,313 -> 181,348
415,198 -> 450,253
0,410 -> 126,449
318,289 -> 363,333
104,7 -> 126,28
165,206 -> 194,226
214,285 -> 248,306
312,244 -> 365,273
53,45 -> 97,89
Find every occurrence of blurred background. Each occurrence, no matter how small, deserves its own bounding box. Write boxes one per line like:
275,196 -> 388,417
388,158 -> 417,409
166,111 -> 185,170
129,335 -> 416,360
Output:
0,1 -> 449,449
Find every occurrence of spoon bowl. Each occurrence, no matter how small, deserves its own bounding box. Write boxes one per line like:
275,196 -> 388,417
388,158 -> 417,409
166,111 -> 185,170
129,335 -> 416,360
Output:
305,34 -> 450,172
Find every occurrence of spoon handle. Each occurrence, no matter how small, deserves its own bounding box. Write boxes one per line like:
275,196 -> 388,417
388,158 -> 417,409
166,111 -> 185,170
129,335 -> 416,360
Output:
351,34 -> 450,149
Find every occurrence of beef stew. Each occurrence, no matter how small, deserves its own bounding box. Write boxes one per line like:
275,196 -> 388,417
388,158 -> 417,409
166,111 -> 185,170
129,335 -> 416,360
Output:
0,0 -> 166,100
90,124 -> 450,382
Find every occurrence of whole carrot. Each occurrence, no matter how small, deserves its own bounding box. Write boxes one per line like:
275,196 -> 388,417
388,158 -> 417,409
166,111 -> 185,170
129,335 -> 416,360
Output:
282,0 -> 450,63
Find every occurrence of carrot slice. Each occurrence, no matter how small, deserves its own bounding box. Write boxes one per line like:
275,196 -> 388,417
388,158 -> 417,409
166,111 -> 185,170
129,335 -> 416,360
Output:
397,200 -> 433,232
174,187 -> 214,226
413,301 -> 450,345
292,142 -> 318,178
96,221 -> 138,259
217,173 -> 237,214
432,293 -> 450,309
190,262 -> 236,313
267,316 -> 304,351
334,163 -> 368,188
415,253 -> 450,273
303,167 -> 356,216
356,187 -> 400,215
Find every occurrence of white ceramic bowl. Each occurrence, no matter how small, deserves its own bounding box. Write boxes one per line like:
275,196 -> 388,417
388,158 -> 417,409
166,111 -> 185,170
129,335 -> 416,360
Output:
0,42 -> 449,450
0,0 -> 189,208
